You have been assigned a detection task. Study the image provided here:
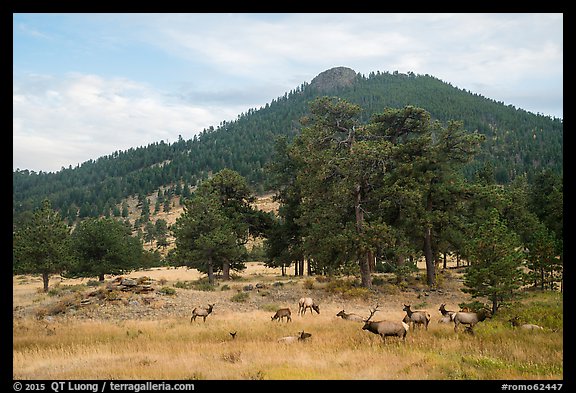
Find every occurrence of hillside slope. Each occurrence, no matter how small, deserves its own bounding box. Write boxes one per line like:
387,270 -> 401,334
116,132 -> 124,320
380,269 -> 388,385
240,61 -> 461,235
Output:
13,67 -> 563,222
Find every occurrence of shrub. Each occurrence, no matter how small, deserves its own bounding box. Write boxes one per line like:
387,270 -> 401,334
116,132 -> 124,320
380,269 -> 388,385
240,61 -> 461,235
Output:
231,292 -> 249,302
325,278 -> 371,298
173,281 -> 194,289
158,286 -> 177,296
341,287 -> 371,299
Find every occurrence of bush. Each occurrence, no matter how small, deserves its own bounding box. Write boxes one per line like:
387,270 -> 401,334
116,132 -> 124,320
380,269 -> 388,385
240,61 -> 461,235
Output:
173,281 -> 194,289
303,278 -> 315,289
231,292 -> 249,302
325,278 -> 371,298
158,286 -> 177,296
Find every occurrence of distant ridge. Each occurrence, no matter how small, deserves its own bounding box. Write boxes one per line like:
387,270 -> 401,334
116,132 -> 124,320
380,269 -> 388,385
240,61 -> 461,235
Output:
13,67 -> 563,222
310,66 -> 358,92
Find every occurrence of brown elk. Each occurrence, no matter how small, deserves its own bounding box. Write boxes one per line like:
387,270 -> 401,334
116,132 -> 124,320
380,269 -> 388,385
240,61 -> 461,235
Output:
509,316 -> 544,331
403,304 -> 431,330
453,309 -> 491,332
277,330 -> 313,344
298,297 -> 320,316
438,303 -> 456,323
361,305 -> 409,342
271,308 -> 292,322
191,303 -> 214,323
336,309 -> 365,322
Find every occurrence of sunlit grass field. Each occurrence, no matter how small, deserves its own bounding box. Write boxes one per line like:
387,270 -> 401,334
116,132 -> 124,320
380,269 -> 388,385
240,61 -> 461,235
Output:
13,291 -> 563,380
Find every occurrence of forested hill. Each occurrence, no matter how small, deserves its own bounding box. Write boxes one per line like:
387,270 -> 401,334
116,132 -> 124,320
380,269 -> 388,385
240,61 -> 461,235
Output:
13,67 -> 563,221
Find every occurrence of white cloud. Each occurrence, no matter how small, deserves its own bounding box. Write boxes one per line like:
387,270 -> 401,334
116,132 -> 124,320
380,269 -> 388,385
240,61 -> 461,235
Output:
13,13 -> 563,173
12,73 -> 237,172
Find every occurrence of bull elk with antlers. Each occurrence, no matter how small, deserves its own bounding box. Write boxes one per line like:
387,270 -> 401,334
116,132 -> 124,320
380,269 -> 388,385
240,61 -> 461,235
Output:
361,305 -> 409,342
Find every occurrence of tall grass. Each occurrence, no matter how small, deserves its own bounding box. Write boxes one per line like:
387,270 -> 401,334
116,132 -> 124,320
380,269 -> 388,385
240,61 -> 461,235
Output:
13,296 -> 562,380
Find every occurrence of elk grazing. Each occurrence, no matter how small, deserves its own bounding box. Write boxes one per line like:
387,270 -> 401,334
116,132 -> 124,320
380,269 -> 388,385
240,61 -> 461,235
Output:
298,297 -> 320,316
403,304 -> 431,330
509,316 -> 544,331
271,308 -> 292,322
361,305 -> 409,342
438,303 -> 456,323
191,303 -> 214,323
336,309 -> 365,322
277,330 -> 312,344
453,309 -> 491,332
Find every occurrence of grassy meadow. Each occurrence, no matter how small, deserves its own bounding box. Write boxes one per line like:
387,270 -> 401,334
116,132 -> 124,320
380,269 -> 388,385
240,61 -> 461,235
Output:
13,266 -> 563,380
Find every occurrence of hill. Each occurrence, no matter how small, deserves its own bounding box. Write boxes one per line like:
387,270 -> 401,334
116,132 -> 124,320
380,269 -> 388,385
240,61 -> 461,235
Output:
13,67 -> 563,224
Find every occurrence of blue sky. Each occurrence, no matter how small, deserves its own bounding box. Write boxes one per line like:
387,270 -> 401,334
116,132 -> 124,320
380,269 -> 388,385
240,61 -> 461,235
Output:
13,13 -> 563,173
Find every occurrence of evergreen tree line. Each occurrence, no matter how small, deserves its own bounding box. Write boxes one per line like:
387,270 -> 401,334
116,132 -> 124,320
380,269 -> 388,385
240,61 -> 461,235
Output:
13,71 -> 562,229
13,98 -> 562,317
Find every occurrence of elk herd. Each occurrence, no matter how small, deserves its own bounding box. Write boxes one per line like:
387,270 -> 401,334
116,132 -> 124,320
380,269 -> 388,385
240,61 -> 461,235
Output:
190,297 -> 544,344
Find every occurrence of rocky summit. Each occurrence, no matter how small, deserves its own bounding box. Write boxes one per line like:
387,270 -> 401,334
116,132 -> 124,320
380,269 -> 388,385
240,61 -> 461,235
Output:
309,66 -> 358,92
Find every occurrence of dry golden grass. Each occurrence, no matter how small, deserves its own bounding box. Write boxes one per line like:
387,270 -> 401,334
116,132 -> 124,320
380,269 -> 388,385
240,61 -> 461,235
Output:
13,265 -> 563,380
13,303 -> 562,380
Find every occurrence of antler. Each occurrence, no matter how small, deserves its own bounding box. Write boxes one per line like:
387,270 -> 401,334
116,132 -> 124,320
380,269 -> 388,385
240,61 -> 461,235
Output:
365,304 -> 380,322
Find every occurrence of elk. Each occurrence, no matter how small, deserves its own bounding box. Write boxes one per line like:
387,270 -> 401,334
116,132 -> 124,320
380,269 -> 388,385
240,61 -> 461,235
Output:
271,308 -> 292,322
453,309 -> 491,332
277,330 -> 312,344
336,309 -> 365,322
438,303 -> 456,323
361,305 -> 409,342
298,297 -> 320,316
402,304 -> 431,330
191,303 -> 214,323
509,316 -> 544,331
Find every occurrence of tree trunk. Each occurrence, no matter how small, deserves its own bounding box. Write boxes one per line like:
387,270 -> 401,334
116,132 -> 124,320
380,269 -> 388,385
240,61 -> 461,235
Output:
423,194 -> 436,287
207,258 -> 214,285
294,260 -> 298,276
360,252 -> 372,288
355,184 -> 372,288
424,227 -> 436,287
98,273 -> 105,282
300,258 -> 305,276
42,272 -> 50,293
222,262 -> 230,280
443,252 -> 447,269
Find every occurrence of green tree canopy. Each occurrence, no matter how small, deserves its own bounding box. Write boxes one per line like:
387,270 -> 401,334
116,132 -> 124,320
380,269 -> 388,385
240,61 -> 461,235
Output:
13,199 -> 71,292
463,209 -> 525,315
171,192 -> 244,284
68,217 -> 143,281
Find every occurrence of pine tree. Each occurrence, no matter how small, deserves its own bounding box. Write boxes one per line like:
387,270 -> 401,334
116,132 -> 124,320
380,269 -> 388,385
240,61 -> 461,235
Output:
68,217 -> 143,281
463,209 -> 524,315
13,199 -> 71,292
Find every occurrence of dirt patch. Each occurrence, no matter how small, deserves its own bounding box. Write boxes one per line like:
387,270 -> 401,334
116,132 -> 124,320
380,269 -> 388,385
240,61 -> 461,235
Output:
13,264 -> 469,324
